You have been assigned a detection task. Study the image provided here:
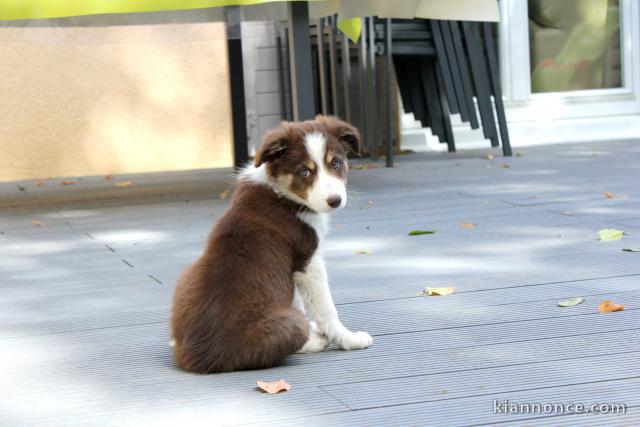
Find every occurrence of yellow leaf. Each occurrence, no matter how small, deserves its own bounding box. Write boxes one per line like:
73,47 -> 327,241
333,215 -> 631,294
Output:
256,379 -> 291,394
460,222 -> 477,229
354,249 -> 372,255
115,181 -> 132,188
418,287 -> 456,296
558,297 -> 584,307
603,191 -> 616,199
61,180 -> 77,185
31,220 -> 45,227
598,228 -> 624,241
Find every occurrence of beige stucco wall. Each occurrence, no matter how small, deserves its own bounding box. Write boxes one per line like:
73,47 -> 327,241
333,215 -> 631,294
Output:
0,18 -> 233,182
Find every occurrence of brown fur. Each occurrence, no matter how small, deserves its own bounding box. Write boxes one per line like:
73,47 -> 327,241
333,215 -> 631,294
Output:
170,116 -> 360,374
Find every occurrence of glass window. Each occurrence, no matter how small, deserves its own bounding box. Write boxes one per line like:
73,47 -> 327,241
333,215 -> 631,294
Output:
529,0 -> 621,93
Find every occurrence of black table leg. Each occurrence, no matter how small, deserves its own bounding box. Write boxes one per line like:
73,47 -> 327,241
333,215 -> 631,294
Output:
287,1 -> 316,121
225,6 -> 249,168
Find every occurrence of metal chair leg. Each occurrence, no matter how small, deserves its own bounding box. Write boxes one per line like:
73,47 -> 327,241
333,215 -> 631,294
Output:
482,22 -> 512,156
462,21 -> 500,147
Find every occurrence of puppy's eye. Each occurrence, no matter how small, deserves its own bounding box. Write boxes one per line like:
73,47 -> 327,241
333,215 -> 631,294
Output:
298,167 -> 311,177
330,158 -> 341,169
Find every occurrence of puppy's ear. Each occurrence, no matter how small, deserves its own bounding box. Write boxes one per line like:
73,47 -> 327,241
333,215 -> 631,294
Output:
317,115 -> 362,155
254,127 -> 288,166
336,125 -> 361,155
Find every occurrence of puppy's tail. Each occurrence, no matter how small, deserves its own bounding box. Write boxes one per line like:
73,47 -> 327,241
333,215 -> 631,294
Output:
237,307 -> 310,370
175,307 -> 309,373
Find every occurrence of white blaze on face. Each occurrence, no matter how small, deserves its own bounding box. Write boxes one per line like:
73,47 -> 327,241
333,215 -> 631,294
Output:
304,132 -> 347,213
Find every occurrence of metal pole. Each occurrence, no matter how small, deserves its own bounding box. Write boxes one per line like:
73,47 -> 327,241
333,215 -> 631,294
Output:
358,18 -> 370,154
287,1 -> 316,121
316,18 -> 329,114
368,17 -> 379,160
341,31 -> 352,122
328,16 -> 339,115
225,6 -> 249,168
384,18 -> 394,167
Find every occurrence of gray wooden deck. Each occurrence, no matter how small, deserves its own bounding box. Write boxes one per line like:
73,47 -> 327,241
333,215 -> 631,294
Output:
1,141 -> 639,426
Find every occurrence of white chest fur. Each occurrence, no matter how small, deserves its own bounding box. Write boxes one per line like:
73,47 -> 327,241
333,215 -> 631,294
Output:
298,211 -> 329,252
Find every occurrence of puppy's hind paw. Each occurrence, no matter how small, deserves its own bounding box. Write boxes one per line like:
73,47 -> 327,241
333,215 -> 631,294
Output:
338,331 -> 373,351
297,330 -> 329,354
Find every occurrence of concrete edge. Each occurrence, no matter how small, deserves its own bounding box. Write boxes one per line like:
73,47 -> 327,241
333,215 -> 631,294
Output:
0,167 -> 236,209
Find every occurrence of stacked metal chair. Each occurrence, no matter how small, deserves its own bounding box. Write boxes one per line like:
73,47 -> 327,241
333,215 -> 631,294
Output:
377,19 -> 512,160
276,17 -> 512,167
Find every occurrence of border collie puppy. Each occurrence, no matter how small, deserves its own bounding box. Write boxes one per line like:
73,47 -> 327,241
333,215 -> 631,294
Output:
171,116 -> 372,373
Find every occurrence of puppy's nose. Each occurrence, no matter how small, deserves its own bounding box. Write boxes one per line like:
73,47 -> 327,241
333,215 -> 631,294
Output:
327,195 -> 342,209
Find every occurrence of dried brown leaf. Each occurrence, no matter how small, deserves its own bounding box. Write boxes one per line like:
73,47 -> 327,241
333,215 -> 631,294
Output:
35,179 -> 45,188
500,164 -> 510,169
105,174 -> 114,181
31,220 -> 46,227
603,191 -> 616,199
61,180 -> 77,186
256,379 -> 291,394
484,154 -> 495,160
598,300 -> 624,313
218,188 -> 230,200
459,222 -> 477,229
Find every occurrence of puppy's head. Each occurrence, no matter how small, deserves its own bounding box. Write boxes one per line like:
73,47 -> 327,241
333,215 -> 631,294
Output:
254,115 -> 361,213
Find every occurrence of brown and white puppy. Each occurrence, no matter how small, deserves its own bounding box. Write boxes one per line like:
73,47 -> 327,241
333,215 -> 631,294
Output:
171,116 -> 372,374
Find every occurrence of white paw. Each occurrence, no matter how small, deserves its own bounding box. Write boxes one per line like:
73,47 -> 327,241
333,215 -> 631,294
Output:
338,331 -> 373,351
297,330 -> 329,353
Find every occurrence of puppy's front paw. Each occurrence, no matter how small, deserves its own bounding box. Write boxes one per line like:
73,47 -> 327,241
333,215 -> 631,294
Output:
338,331 -> 373,351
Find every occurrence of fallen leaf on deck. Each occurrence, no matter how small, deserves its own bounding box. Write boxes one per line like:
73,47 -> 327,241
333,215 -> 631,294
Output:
598,228 -> 625,241
256,379 -> 291,394
61,180 -> 77,185
558,297 -> 585,307
459,223 -> 477,229
622,248 -> 640,252
31,220 -> 45,227
500,164 -> 510,169
408,230 -> 435,236
35,179 -> 45,187
598,300 -> 624,313
515,152 -> 524,157
352,164 -> 383,170
603,191 -> 616,199
484,154 -> 495,160
115,181 -> 132,188
360,200 -> 374,209
105,174 -> 114,181
354,249 -> 372,255
562,211 -> 574,216
218,188 -> 230,199
418,287 -> 456,296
